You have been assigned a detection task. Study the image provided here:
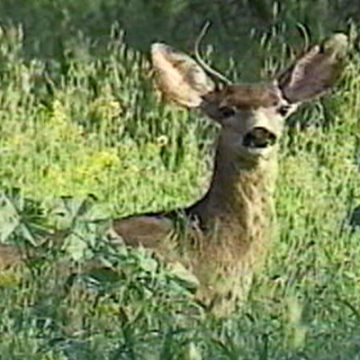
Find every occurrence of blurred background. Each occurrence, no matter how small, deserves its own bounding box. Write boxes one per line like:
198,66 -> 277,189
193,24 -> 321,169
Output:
0,0 -> 359,73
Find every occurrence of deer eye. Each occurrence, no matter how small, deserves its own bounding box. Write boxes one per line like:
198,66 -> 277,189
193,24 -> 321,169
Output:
277,105 -> 291,116
218,106 -> 236,119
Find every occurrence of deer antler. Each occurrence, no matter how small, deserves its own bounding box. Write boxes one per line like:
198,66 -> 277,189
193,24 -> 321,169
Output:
194,21 -> 232,85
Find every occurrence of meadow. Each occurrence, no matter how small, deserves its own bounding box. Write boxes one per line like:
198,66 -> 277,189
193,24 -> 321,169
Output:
0,1 -> 360,358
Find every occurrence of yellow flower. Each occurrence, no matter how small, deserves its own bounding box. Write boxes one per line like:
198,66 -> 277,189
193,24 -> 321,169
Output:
91,150 -> 120,168
88,97 -> 122,121
47,99 -> 83,141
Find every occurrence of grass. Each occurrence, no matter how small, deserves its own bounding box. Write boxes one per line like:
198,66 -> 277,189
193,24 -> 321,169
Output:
0,13 -> 359,360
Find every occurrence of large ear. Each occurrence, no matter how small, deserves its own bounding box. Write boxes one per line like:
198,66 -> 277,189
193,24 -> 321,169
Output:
277,33 -> 348,104
151,43 -> 215,108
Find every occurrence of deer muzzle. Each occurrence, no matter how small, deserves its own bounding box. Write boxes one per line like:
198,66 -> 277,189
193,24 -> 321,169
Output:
242,127 -> 277,148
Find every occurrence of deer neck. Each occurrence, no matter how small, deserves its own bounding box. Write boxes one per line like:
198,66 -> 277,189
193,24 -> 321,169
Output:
189,134 -> 278,245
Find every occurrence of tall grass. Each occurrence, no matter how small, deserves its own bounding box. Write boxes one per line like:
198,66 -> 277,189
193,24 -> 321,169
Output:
0,11 -> 359,360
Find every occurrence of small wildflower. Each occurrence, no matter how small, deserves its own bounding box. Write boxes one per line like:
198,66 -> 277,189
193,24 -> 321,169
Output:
156,135 -> 169,147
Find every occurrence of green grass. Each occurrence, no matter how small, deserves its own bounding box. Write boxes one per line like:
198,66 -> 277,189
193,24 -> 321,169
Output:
0,14 -> 360,360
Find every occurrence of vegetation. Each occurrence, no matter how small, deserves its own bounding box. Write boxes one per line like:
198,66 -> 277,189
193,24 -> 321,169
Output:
0,1 -> 359,359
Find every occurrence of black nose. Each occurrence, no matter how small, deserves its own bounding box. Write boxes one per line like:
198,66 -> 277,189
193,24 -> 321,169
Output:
243,127 -> 277,148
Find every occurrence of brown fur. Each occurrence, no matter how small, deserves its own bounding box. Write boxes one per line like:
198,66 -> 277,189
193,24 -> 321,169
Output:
112,36 -> 347,314
0,244 -> 24,270
205,84 -> 281,110
113,130 -> 278,313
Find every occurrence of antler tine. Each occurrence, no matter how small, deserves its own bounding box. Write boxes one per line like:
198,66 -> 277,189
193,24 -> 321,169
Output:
194,21 -> 232,85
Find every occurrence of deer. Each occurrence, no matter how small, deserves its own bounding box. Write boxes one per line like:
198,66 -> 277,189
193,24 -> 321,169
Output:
110,32 -> 348,314
0,31 -> 347,315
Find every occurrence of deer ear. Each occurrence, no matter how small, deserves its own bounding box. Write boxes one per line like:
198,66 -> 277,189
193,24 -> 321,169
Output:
277,33 -> 348,104
151,43 -> 215,108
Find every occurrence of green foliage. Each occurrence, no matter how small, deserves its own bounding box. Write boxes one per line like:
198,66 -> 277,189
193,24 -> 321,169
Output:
0,2 -> 359,359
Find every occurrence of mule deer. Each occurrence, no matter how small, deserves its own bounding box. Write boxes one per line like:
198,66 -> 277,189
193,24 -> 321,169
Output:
111,33 -> 348,314
0,32 -> 347,315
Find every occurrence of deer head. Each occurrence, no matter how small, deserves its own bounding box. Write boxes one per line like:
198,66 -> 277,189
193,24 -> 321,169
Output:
151,34 -> 347,162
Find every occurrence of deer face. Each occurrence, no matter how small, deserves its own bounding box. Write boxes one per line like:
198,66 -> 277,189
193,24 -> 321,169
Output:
200,82 -> 294,159
151,35 -> 346,160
